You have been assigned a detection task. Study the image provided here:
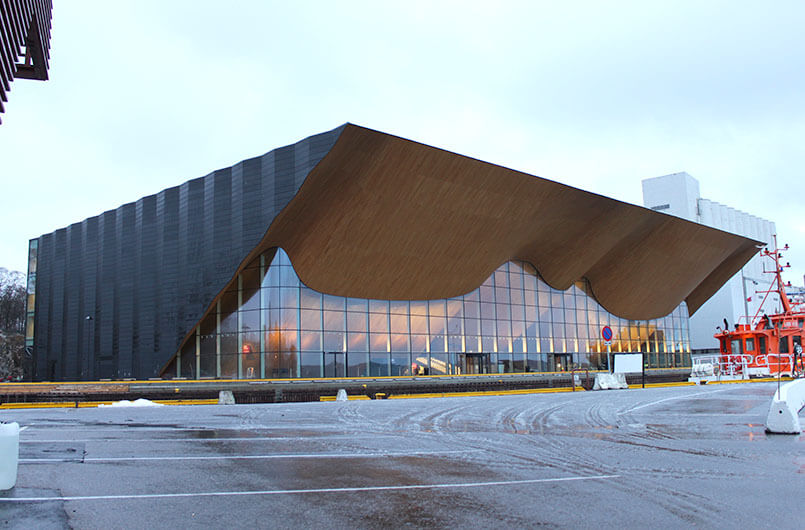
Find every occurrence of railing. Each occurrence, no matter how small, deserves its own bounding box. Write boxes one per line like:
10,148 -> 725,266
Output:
570,368 -> 590,391
692,352 -> 802,381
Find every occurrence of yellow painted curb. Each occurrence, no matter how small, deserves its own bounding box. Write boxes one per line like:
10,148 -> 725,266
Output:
0,401 -> 77,409
319,395 -> 371,401
387,386 -> 585,400
1,398 -> 222,409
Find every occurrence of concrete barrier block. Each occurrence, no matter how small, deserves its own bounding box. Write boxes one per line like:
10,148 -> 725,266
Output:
0,422 -> 20,490
593,373 -> 628,390
336,389 -> 348,401
218,390 -> 236,405
765,380 -> 805,434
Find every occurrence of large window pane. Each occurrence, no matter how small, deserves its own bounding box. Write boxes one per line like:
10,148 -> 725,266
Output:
410,334 -> 428,353
430,334 -> 446,352
464,299 -> 480,319
390,332 -> 408,352
370,332 -> 389,352
369,353 -> 389,376
240,309 -> 259,332
480,302 -> 495,319
348,352 -> 368,377
300,352 -> 321,378
410,315 -> 428,334
300,331 -> 321,352
300,289 -> 322,310
323,294 -> 344,311
347,312 -> 368,332
323,331 -> 344,352
300,309 -> 321,330
279,266 -> 298,287
429,300 -> 446,316
429,353 -> 449,375
369,299 -> 389,314
410,301 -> 428,316
370,312 -> 389,333
348,332 -> 367,352
220,353 -> 238,379
391,353 -> 410,375
390,313 -> 408,334
323,310 -> 345,331
429,315 -> 446,335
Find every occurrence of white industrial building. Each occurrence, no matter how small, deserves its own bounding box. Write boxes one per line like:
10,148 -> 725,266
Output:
642,172 -> 780,353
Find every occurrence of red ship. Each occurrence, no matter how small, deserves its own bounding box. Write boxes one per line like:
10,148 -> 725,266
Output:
699,236 -> 804,380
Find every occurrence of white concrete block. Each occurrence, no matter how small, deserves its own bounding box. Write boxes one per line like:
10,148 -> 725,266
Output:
765,380 -> 805,434
218,390 -> 236,405
0,422 -> 20,490
593,373 -> 628,390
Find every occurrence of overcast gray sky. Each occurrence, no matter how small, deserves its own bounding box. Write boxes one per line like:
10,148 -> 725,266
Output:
1,1 -> 803,286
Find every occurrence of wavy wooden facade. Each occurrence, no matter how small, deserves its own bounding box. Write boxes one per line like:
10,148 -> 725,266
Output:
216,124 -> 760,322
0,0 -> 53,123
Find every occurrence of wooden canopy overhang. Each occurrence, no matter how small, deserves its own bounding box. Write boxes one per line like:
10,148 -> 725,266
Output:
221,124 -> 759,321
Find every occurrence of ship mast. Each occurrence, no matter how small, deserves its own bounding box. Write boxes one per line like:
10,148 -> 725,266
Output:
753,235 -> 792,323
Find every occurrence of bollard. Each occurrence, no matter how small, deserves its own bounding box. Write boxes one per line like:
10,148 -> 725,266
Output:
218,390 -> 236,405
0,422 -> 20,490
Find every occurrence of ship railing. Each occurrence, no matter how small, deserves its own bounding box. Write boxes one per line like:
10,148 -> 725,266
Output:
691,355 -> 720,377
718,354 -> 753,379
765,353 -> 799,375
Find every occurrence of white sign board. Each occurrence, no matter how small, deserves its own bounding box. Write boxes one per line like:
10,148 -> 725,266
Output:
614,353 -> 643,374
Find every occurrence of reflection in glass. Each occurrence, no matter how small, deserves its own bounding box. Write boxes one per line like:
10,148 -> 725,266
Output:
173,248 -> 690,379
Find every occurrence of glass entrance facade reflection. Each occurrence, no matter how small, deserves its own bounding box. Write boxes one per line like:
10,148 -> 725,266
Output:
168,248 -> 691,379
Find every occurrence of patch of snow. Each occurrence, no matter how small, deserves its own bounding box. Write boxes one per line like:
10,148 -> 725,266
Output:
99,398 -> 164,408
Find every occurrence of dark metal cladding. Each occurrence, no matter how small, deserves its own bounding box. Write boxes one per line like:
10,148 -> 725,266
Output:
0,0 -> 53,123
29,126 -> 346,381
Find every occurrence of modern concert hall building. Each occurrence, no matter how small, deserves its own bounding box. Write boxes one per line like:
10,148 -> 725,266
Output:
25,124 -> 760,382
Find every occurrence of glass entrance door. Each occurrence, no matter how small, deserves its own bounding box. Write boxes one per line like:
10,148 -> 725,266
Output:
457,353 -> 490,375
324,352 -> 345,378
550,353 -> 572,372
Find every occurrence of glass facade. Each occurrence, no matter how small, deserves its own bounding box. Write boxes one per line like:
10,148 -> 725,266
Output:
167,248 -> 691,379
25,238 -> 38,348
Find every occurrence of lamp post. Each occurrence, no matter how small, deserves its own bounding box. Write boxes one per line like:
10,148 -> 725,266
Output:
84,315 -> 93,379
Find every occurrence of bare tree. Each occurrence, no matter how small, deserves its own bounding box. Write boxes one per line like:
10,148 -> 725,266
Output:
0,268 -> 25,333
0,268 -> 25,379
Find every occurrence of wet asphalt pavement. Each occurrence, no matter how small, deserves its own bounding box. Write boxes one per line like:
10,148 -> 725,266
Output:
1,382 -> 803,529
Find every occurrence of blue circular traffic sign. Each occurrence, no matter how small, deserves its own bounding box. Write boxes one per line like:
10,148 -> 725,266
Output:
601,326 -> 613,342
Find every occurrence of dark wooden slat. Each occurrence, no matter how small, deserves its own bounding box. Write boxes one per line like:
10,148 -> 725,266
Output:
0,0 -> 53,123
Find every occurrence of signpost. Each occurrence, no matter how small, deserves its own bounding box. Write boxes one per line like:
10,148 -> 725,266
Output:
601,326 -> 613,373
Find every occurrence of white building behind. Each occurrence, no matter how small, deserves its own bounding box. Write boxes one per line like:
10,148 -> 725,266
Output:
642,172 -> 780,353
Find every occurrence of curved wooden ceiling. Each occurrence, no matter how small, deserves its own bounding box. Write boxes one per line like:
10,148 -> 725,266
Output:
235,124 -> 759,320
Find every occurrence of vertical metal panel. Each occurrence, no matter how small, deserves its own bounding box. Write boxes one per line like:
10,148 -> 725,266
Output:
82,216 -> 99,380
64,223 -> 82,380
117,203 -> 136,377
50,228 -> 65,380
134,194 -> 157,377
29,126 -> 345,380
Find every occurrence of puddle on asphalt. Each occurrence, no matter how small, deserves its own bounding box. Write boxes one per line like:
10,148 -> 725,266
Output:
183,428 -> 348,439
667,399 -> 761,414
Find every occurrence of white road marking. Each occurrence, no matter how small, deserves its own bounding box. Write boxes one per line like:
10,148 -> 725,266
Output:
618,387 -> 735,415
19,449 -> 479,464
0,474 -> 621,502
